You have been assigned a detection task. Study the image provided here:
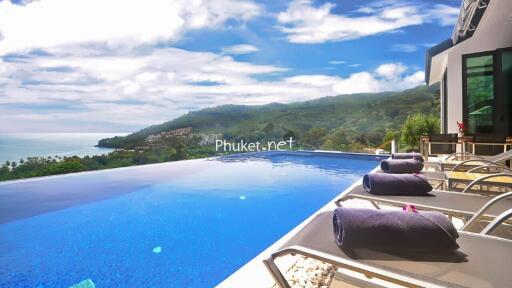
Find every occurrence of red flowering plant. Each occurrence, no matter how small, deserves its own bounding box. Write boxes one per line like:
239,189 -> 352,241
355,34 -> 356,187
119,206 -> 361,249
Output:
456,121 -> 465,133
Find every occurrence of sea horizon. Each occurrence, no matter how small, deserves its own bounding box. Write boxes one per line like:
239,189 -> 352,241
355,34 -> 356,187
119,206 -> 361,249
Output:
0,132 -> 129,165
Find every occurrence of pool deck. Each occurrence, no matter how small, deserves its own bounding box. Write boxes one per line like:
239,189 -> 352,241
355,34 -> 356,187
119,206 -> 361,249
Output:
217,154 -> 383,288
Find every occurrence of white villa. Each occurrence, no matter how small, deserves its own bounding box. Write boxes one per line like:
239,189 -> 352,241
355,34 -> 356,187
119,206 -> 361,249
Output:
426,0 -> 511,140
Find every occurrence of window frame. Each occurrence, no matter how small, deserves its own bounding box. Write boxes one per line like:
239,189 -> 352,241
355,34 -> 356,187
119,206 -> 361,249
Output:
496,47 -> 512,136
462,49 -> 498,135
442,69 -> 448,133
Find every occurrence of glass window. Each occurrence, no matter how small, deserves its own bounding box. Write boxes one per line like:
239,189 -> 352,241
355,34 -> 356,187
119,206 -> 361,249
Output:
502,51 -> 512,135
464,54 -> 495,134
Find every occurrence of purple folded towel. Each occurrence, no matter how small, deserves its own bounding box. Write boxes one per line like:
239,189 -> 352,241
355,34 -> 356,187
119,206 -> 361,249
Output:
333,208 -> 459,252
363,173 -> 432,195
381,159 -> 424,173
391,152 -> 424,163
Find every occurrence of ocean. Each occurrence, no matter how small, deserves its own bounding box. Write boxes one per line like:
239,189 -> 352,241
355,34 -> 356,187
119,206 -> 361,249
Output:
0,133 -> 128,165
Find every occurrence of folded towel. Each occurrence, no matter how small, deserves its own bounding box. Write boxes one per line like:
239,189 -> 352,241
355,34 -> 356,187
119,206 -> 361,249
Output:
333,207 -> 459,252
391,152 -> 424,163
381,159 -> 424,173
363,173 -> 432,195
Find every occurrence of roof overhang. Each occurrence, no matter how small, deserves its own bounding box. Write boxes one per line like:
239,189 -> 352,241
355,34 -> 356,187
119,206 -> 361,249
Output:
425,0 -> 490,84
425,39 -> 453,85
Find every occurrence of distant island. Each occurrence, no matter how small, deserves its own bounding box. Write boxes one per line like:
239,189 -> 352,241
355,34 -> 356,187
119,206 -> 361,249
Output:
1,84 -> 440,181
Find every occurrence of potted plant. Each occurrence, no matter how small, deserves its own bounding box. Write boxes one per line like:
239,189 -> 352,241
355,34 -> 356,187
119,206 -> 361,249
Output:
457,121 -> 465,137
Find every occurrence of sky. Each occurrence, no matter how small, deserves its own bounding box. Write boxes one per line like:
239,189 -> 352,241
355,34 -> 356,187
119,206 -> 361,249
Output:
0,0 -> 461,133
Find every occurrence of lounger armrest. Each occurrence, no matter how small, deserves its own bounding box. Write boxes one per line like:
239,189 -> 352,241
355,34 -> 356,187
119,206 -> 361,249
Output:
264,245 -> 446,288
461,173 -> 512,194
481,208 -> 512,236
461,192 -> 512,231
451,159 -> 500,172
467,164 -> 512,174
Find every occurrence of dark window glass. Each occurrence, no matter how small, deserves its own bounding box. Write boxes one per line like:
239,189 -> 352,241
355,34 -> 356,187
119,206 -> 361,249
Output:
464,54 -> 495,134
502,51 -> 512,135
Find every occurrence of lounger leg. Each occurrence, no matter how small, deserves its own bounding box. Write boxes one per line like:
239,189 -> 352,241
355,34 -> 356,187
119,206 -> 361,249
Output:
263,256 -> 292,288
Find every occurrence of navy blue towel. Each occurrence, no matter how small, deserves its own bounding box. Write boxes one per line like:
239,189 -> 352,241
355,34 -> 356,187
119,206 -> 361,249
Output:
381,159 -> 424,173
363,173 -> 432,195
391,152 -> 424,163
333,208 -> 459,252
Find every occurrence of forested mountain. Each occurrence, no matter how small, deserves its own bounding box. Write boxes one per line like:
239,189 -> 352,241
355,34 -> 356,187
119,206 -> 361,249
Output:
99,84 -> 440,149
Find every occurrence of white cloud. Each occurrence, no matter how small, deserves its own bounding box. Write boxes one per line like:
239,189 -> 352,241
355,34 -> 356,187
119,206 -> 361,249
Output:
0,0 -> 261,55
276,0 -> 459,44
349,64 -> 361,67
390,43 -> 418,53
0,0 -> 433,133
0,45 -> 425,132
355,7 -> 376,14
276,0 -> 424,44
429,4 -> 460,27
375,63 -> 407,80
332,72 -> 382,94
286,63 -> 424,96
222,44 -> 259,55
285,75 -> 342,87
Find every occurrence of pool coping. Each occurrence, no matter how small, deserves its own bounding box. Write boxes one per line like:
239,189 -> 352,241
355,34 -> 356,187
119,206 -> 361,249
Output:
216,157 -> 382,288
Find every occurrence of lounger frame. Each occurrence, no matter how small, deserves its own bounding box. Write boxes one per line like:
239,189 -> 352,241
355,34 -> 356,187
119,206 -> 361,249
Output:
264,210 -> 512,288
446,173 -> 512,194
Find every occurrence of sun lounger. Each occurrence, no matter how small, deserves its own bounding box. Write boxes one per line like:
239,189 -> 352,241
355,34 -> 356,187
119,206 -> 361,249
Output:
427,149 -> 512,172
264,210 -> 512,288
445,172 -> 512,194
376,168 -> 446,189
469,134 -> 510,156
376,167 -> 446,180
428,133 -> 459,156
334,185 -> 512,224
410,168 -> 510,194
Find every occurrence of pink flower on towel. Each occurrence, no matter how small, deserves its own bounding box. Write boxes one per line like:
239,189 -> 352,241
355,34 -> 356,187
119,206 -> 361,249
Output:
402,204 -> 417,213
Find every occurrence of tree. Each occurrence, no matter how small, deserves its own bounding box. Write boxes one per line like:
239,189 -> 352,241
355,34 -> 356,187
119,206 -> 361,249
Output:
262,123 -> 275,136
302,127 -> 327,149
380,130 -> 400,151
42,159 -> 85,175
283,130 -> 298,141
401,113 -> 440,150
173,139 -> 189,160
321,129 -> 348,151
0,165 -> 11,181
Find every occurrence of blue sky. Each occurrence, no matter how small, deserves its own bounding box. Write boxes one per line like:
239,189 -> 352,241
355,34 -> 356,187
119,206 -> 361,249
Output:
0,0 -> 460,132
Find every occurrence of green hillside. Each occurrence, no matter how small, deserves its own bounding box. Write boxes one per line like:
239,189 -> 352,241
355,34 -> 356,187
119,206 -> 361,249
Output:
99,84 -> 440,149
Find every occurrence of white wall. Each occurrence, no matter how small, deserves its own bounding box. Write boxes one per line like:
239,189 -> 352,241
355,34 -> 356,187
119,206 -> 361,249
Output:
443,0 -> 512,133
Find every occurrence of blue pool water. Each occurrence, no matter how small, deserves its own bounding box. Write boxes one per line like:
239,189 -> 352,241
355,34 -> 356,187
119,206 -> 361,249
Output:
0,152 -> 381,288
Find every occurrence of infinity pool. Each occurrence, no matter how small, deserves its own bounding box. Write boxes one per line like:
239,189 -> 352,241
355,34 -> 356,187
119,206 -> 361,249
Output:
0,152 -> 381,287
